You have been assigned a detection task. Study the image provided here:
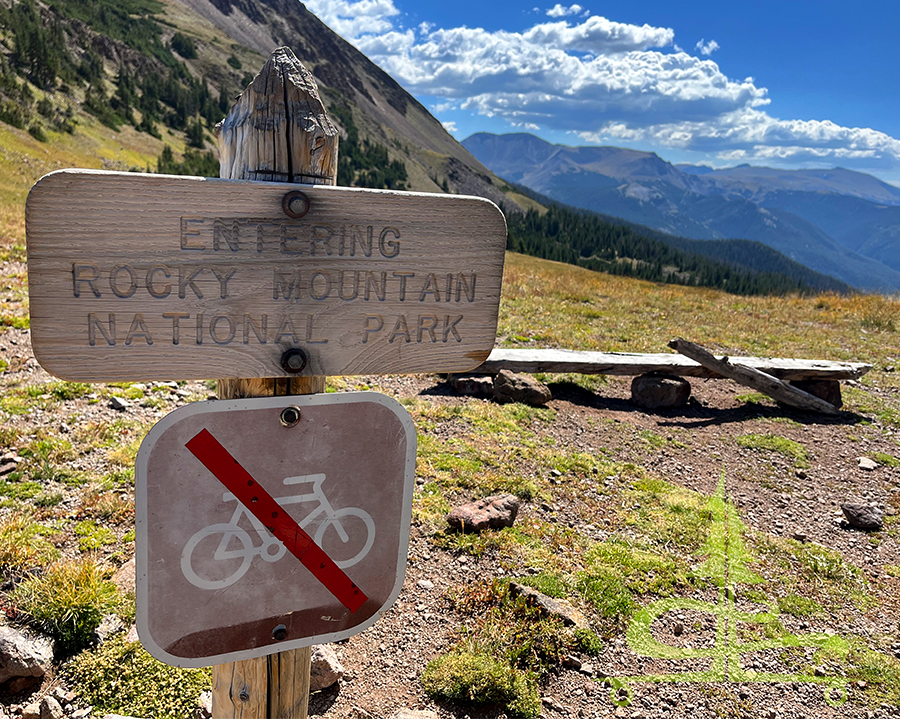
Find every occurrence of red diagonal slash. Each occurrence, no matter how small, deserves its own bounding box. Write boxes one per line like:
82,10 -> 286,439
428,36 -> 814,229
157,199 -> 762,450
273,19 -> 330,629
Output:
185,428 -> 368,612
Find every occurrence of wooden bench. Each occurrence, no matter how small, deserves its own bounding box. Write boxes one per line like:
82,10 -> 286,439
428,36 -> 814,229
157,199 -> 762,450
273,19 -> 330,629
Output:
478,348 -> 871,381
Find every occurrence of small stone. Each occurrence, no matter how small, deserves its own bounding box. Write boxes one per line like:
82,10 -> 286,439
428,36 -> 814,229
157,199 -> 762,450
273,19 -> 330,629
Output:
112,557 -> 136,594
309,644 -> 344,691
673,622 -> 684,637
508,582 -> 589,629
792,532 -> 807,542
446,494 -> 521,533
0,626 -> 54,685
562,655 -> 582,670
351,708 -> 375,719
858,457 -> 879,471
417,579 -> 435,591
579,663 -> 595,676
195,690 -> 212,719
40,696 -> 64,719
814,666 -> 828,677
856,680 -> 867,689
21,703 -> 40,719
493,370 -> 552,406
841,503 -> 883,531
630,373 -> 691,410
109,396 -> 130,411
71,710 -> 93,719
93,613 -> 125,643
795,469 -> 807,479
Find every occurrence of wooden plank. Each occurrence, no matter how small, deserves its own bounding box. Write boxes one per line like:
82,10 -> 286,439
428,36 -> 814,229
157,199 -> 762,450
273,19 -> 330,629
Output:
212,658 -> 268,718
212,47 -> 326,719
477,348 -> 871,380
25,173 -> 506,381
668,338 -> 840,414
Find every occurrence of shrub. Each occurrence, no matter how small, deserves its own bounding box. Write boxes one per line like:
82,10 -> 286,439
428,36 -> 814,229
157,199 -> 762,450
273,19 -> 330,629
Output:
12,557 -> 119,653
422,650 -> 540,717
66,634 -> 211,718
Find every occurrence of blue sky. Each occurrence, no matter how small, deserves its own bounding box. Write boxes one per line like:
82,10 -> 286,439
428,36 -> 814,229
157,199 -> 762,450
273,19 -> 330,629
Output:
303,0 -> 900,185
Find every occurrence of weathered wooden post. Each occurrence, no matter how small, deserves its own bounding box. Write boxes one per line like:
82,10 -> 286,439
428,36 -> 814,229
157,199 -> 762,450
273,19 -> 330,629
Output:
212,46 -> 337,718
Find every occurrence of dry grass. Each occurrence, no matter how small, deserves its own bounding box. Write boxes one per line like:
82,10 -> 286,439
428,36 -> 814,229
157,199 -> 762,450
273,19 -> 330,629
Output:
498,253 -> 899,388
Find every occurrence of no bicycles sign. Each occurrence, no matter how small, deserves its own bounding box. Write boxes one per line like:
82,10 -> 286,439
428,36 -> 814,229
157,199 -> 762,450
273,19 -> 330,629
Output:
134,392 -> 416,667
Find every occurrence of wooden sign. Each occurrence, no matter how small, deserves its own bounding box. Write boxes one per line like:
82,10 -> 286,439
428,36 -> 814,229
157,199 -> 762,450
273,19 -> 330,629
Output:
25,169 -> 507,381
135,392 -> 416,667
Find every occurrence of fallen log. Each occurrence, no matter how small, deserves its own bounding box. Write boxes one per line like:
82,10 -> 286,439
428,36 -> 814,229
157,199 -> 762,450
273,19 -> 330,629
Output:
667,338 -> 840,415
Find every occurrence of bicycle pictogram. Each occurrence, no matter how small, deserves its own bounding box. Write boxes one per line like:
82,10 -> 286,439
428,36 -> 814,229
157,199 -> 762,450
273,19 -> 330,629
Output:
181,473 -> 375,590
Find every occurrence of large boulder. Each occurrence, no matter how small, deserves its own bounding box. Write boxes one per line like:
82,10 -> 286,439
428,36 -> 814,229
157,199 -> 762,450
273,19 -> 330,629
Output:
0,626 -> 54,688
493,370 -> 552,406
630,373 -> 691,410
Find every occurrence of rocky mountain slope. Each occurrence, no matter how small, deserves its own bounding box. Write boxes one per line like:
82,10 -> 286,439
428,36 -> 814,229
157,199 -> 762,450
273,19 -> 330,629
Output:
463,132 -> 900,292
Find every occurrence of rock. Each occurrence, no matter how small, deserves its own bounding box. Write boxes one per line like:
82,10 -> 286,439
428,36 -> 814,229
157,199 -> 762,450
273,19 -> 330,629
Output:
112,557 -> 136,594
492,370 -> 552,406
789,379 -> 843,408
446,494 -> 521,533
21,703 -> 41,719
673,622 -> 684,637
389,711 -> 439,719
508,582 -> 589,629
416,579 -> 435,591
630,373 -> 691,410
40,696 -> 64,719
841,503 -> 883,531
93,613 -> 125,643
194,690 -> 212,719
109,396 -> 130,411
0,626 -> 54,685
449,374 -> 494,398
350,708 -> 376,719
309,644 -> 344,691
858,457 -> 879,471
562,655 -> 582,669
71,710 -> 93,719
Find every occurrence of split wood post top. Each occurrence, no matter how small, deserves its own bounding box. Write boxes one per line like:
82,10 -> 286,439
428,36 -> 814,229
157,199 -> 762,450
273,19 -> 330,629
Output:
212,46 -> 335,718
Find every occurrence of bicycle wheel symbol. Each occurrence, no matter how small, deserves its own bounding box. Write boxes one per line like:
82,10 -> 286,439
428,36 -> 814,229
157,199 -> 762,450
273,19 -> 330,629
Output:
181,523 -> 255,590
314,507 -> 376,568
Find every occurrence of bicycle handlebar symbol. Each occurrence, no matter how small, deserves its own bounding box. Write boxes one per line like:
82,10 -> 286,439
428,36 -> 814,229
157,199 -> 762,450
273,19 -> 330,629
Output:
181,473 -> 375,590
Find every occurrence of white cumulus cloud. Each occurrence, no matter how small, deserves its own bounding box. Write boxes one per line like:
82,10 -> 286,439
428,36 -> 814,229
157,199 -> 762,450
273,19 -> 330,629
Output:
546,3 -> 584,17
305,1 -> 900,174
695,38 -> 720,56
304,0 -> 400,39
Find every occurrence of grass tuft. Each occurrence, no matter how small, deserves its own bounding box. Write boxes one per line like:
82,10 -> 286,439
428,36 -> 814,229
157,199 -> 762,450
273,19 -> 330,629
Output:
735,433 -> 810,468
12,556 -> 120,654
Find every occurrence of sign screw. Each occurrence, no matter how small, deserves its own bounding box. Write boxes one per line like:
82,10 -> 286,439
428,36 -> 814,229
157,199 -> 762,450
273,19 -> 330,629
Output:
272,624 -> 288,641
280,405 -> 302,427
282,190 -> 310,219
280,348 -> 307,374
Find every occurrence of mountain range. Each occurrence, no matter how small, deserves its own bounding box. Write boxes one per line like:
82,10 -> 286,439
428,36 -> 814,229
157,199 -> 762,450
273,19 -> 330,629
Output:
462,133 -> 900,292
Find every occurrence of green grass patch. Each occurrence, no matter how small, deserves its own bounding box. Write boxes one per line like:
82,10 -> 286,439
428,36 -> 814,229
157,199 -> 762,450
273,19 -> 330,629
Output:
872,452 -> 900,468
0,313 -> 28,330
66,634 -> 211,718
0,512 -> 59,572
776,594 -> 822,617
12,557 -> 119,653
735,433 -> 810,468
422,649 -> 540,718
74,519 -> 118,552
